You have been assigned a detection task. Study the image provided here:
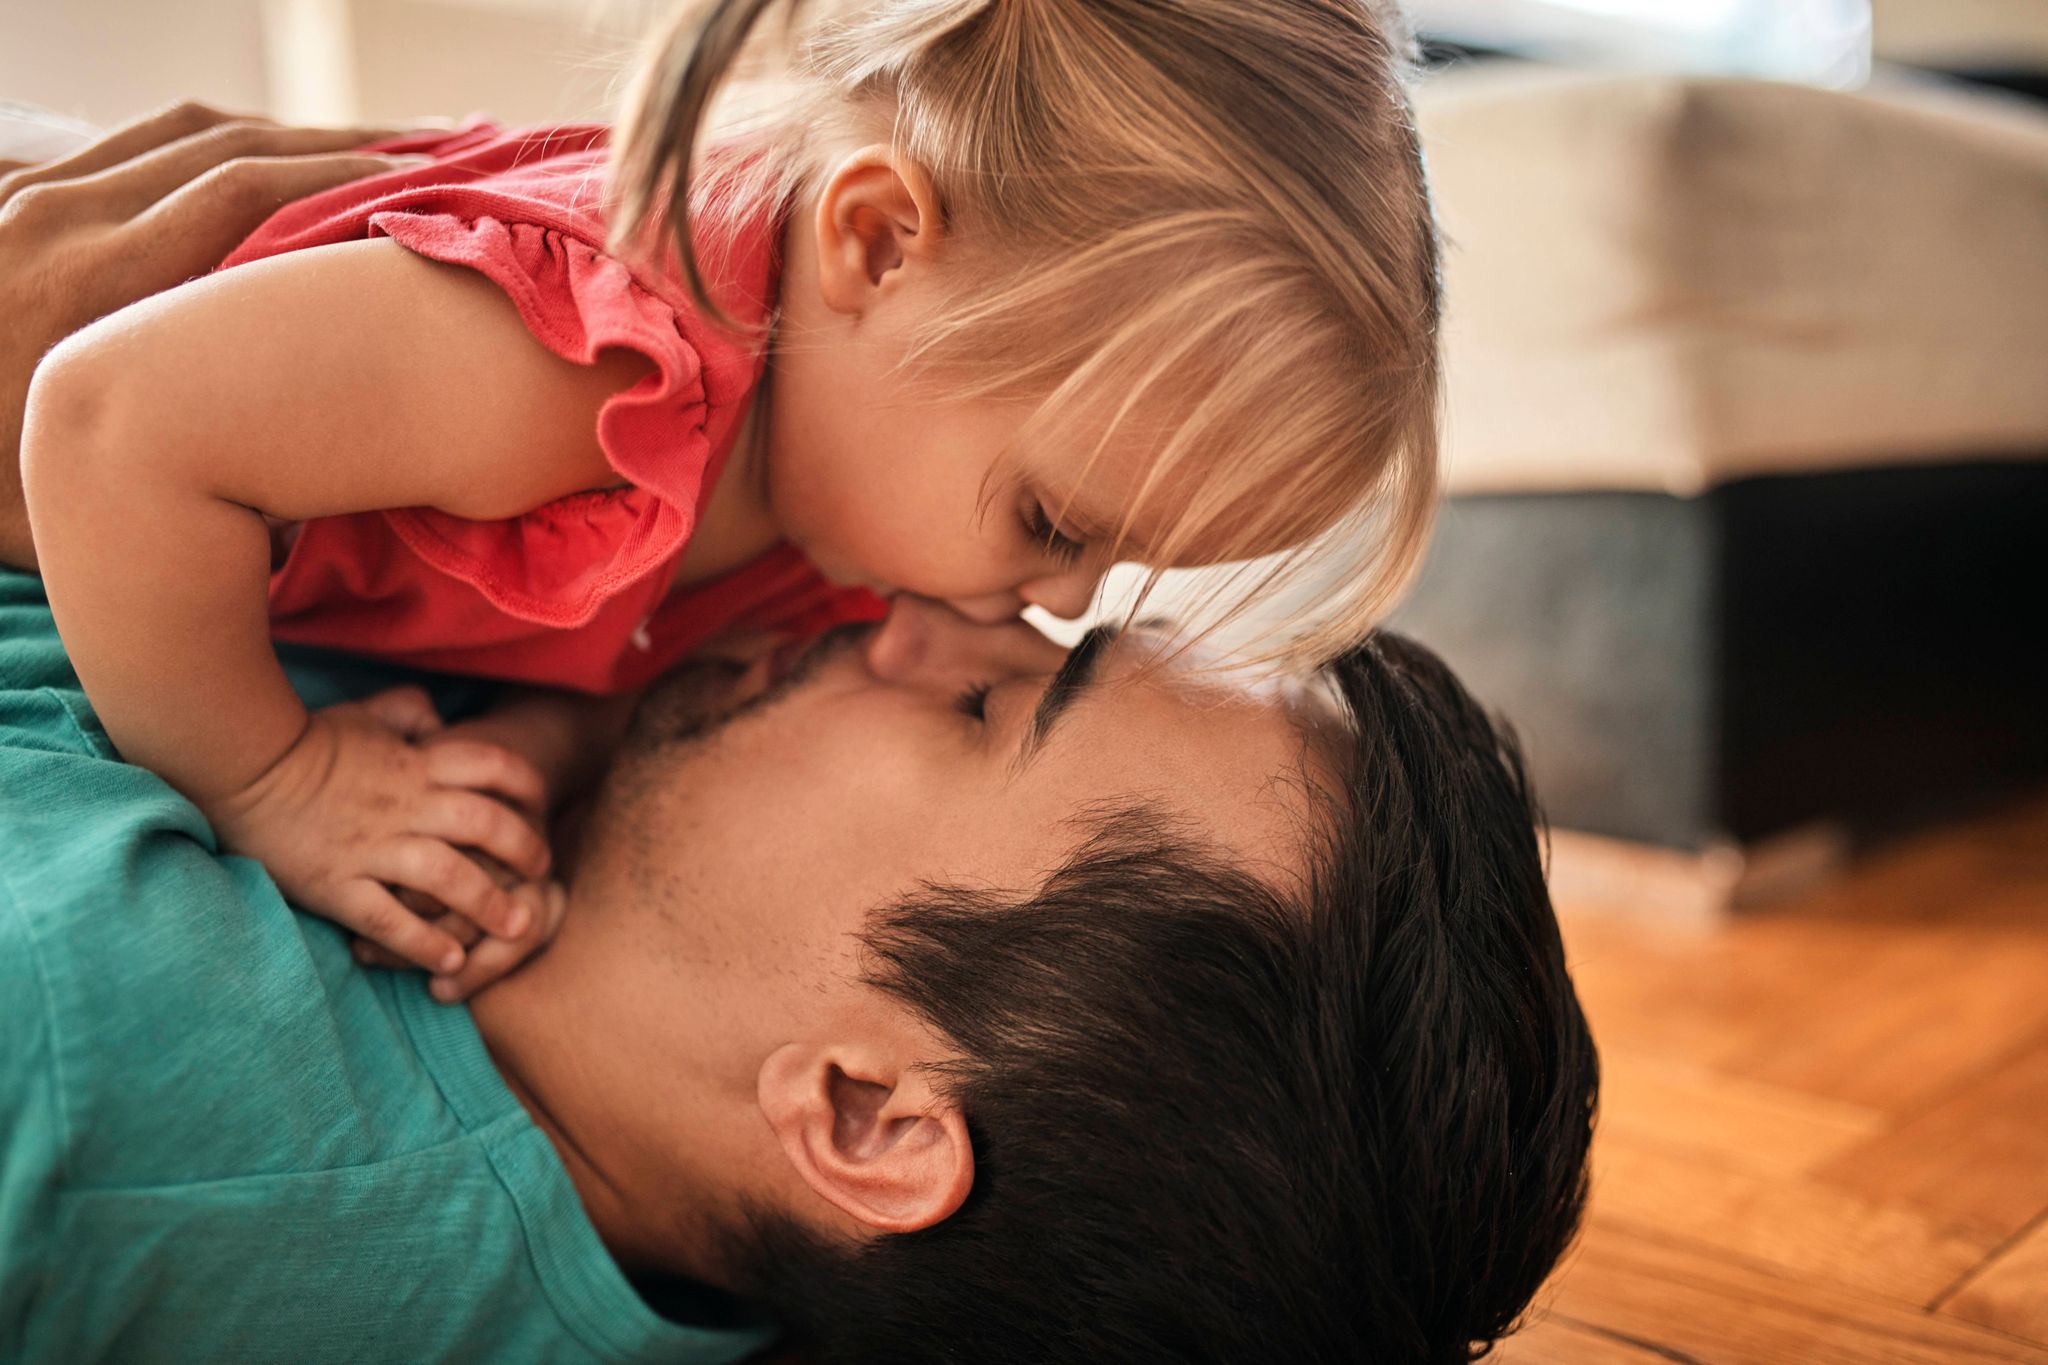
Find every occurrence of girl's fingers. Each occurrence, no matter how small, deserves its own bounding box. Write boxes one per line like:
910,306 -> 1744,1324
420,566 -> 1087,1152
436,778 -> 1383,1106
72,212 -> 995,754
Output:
390,895 -> 488,947
428,934 -> 531,1003
430,882 -> 568,1004
361,684 -> 444,739
422,739 -> 548,819
352,940 -> 402,970
370,836 -> 532,941
415,789 -> 551,881
352,910 -> 483,969
443,911 -> 487,947
332,879 -> 466,975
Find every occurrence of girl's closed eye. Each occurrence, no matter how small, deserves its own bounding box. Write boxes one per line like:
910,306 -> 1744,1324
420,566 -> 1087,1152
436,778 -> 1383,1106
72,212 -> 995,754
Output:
1022,497 -> 1086,567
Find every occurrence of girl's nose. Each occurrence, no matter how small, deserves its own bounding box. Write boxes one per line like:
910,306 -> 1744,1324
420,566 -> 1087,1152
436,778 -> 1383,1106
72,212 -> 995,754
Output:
863,594 -> 1064,686
943,589 -> 1027,625
1018,568 -> 1103,622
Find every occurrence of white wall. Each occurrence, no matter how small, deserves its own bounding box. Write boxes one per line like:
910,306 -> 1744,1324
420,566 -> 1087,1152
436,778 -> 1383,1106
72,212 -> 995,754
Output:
347,0 -> 649,125
0,0 -> 273,126
12,0 -> 2046,137
0,0 -> 655,131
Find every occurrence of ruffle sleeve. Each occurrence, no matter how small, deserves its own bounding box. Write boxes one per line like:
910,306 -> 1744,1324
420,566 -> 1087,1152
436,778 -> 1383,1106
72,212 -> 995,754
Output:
366,209 -> 725,630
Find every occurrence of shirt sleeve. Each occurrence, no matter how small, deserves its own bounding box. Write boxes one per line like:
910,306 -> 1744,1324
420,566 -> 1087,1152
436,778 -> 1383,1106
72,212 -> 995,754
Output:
0,568 -> 84,700
366,210 -> 723,629
0,873 -> 61,1358
0,570 -> 92,1349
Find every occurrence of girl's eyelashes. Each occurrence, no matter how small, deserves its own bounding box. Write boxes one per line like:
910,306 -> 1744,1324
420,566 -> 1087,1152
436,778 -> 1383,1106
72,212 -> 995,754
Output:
1022,498 -> 1087,566
954,682 -> 993,721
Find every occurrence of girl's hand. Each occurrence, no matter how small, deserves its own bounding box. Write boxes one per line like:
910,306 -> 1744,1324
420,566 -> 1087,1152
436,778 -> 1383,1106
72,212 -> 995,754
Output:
203,685 -> 551,972
357,869 -> 570,1004
354,704 -> 581,1004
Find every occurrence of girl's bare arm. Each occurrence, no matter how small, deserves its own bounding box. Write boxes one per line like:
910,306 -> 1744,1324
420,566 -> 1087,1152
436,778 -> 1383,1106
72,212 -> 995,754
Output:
21,237 -> 650,968
22,235 -> 644,804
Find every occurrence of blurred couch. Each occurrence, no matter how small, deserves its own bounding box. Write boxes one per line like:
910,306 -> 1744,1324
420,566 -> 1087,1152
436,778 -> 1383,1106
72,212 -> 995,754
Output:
1393,63 -> 2048,852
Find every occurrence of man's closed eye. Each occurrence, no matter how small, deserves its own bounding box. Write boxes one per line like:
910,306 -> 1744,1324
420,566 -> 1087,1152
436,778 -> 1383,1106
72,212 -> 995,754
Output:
954,683 -> 992,720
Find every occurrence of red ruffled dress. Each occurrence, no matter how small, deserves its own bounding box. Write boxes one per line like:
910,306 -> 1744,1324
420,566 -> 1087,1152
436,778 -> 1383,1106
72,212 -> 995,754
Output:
218,120 -> 883,694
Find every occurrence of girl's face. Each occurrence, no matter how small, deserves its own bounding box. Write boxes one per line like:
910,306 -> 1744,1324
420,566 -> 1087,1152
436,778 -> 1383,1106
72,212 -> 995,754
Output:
763,351 -> 1126,625
761,150 -> 1158,625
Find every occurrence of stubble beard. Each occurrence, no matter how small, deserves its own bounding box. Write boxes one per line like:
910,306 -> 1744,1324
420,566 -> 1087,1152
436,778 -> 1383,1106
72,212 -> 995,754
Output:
617,620 -> 878,762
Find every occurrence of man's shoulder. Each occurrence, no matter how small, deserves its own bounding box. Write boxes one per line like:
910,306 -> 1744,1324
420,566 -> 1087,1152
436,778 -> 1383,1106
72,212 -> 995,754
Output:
0,769 -> 441,1183
0,569 -> 228,998
0,875 -> 65,1344
0,569 -> 91,722
0,570 -> 438,1190
0,568 -> 489,1184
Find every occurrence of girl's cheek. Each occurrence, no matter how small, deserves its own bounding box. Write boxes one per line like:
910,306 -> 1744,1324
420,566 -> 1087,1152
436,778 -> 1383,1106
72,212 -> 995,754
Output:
863,524 -> 981,598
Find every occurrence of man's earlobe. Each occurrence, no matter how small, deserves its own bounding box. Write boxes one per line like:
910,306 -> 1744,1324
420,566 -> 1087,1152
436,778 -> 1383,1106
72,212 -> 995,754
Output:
812,147 -> 943,316
757,1042 -> 973,1235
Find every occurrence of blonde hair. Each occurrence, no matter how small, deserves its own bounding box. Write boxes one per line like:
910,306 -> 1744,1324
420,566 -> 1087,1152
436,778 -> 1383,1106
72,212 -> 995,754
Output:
611,0 -> 1441,665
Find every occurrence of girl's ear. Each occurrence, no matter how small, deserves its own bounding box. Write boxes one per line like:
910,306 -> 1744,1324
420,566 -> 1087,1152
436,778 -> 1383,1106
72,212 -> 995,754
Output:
757,1040 -> 974,1235
812,146 -> 944,316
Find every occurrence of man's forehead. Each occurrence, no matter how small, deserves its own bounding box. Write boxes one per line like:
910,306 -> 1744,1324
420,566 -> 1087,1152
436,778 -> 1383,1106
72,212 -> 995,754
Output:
1053,632 -> 1344,895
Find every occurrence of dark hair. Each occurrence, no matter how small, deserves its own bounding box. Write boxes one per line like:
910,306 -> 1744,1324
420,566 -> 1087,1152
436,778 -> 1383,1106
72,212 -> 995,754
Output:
724,633 -> 1597,1363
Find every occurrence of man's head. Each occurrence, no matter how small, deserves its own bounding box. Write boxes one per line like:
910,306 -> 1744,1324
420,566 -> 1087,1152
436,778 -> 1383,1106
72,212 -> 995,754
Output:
486,597 -> 1596,1364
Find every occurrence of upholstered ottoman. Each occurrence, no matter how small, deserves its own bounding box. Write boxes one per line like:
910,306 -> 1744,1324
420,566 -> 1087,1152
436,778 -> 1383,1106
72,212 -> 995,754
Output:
1391,65 -> 2048,867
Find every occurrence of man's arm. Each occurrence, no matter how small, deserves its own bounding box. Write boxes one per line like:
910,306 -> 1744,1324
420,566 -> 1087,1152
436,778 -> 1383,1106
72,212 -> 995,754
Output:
0,101 -> 430,570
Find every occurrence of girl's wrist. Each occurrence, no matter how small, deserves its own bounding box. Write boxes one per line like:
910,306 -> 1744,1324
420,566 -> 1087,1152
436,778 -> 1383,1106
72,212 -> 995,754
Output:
154,697 -> 314,815
195,703 -> 323,827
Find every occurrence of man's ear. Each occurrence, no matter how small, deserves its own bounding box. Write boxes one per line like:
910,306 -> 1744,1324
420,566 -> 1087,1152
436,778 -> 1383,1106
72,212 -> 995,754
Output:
757,1041 -> 974,1235
811,146 -> 944,316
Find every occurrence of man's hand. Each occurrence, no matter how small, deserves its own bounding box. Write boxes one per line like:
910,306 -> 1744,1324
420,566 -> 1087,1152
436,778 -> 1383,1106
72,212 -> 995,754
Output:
204,685 -> 553,975
0,101 -> 428,569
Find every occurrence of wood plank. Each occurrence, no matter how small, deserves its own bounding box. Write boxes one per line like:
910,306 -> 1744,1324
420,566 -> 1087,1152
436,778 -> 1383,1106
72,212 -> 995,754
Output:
1497,1314 -> 1675,1363
1595,1047 -> 1882,1178
1562,907 -> 2048,1121
1715,918 -> 2048,1114
1557,912 -> 1768,1072
1817,1038 -> 2048,1243
1589,1141 -> 1991,1303
1945,1217 -> 2048,1348
1547,1219 -> 2048,1364
1556,802 -> 2048,1117
1527,801 -> 2048,1363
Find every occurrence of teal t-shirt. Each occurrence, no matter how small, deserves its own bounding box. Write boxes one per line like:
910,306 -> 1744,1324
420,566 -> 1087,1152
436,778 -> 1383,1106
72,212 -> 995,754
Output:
0,569 -> 772,1364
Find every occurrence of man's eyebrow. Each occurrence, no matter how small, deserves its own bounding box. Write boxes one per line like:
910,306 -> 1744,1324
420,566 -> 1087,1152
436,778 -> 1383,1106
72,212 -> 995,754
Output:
1020,624 -> 1117,766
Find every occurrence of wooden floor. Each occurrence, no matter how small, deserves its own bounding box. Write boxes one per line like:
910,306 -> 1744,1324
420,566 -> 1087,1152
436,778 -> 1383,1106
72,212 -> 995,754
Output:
1505,794 -> 2048,1365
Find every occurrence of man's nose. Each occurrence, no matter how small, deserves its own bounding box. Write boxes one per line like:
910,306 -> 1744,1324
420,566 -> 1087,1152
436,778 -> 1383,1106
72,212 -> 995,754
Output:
863,594 -> 1066,685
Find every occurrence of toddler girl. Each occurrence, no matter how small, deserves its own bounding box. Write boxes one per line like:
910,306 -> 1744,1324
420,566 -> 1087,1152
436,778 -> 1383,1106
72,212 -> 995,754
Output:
23,0 -> 1441,987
